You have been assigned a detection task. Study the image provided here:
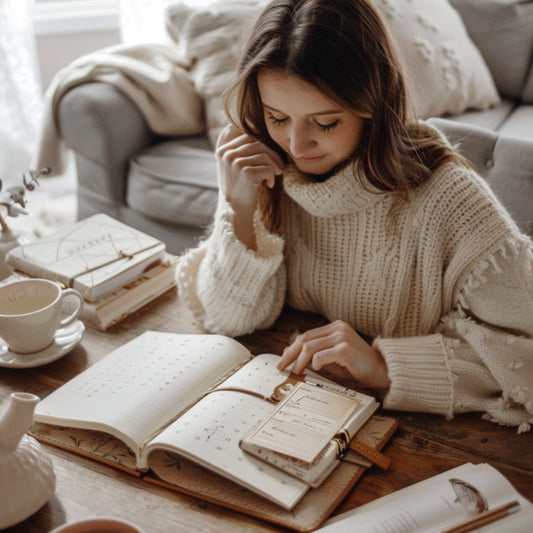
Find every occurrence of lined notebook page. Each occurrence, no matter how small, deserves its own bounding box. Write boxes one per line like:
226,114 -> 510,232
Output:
34,331 -> 252,459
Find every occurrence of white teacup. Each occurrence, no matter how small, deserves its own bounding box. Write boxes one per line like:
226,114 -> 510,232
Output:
0,278 -> 83,354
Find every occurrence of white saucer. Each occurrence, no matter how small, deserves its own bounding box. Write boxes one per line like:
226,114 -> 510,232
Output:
0,320 -> 85,368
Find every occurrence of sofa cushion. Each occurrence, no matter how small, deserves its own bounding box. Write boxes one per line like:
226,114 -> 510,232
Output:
522,66 -> 533,103
165,0 -> 499,147
498,105 -> 533,140
445,99 -> 515,132
127,136 -> 218,228
450,0 -> 533,102
428,117 -> 533,236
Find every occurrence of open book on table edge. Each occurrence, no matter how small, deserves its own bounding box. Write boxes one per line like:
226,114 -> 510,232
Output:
317,462 -> 532,533
29,330 -> 397,531
6,213 -> 166,302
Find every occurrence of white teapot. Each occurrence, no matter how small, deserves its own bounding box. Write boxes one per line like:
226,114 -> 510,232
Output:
0,392 -> 56,528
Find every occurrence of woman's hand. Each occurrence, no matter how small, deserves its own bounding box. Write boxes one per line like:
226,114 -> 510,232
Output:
216,124 -> 285,212
215,125 -> 285,249
277,320 -> 391,391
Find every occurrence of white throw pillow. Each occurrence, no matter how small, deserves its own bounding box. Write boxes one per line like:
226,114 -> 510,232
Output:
374,0 -> 500,118
165,0 -> 500,146
165,1 -> 268,148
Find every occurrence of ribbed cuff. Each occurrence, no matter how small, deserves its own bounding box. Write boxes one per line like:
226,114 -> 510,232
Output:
209,200 -> 284,283
374,334 -> 454,418
188,199 -> 285,335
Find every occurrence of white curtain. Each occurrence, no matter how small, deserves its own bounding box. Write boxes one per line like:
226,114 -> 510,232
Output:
0,0 -> 43,183
118,0 -> 167,44
118,0 -> 215,44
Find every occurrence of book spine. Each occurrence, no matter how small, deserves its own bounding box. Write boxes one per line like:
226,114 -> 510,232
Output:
6,252 -> 70,287
80,269 -> 176,331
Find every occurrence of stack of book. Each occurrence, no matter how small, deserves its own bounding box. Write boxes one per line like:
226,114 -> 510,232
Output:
6,213 -> 177,330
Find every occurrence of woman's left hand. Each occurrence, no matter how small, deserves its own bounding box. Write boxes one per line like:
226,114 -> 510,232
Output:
277,320 -> 391,391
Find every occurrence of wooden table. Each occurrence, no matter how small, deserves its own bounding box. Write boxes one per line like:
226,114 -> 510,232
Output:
1,288 -> 532,532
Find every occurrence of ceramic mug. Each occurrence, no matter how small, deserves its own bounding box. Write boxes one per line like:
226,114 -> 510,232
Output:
50,517 -> 145,533
0,278 -> 83,354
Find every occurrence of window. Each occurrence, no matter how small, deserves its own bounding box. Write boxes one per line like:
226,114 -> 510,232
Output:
31,0 -> 119,35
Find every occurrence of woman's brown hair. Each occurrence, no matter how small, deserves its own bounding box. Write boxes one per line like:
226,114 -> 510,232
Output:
224,0 -> 468,231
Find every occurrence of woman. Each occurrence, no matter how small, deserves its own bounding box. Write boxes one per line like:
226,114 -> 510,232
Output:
177,0 -> 533,431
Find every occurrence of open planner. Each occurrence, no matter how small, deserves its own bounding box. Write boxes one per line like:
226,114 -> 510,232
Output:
30,331 -> 397,531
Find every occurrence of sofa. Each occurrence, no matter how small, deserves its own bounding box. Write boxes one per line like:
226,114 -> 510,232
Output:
54,0 -> 533,254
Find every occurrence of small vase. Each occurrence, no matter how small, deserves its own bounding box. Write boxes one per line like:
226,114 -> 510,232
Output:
0,392 -> 56,528
0,228 -> 23,281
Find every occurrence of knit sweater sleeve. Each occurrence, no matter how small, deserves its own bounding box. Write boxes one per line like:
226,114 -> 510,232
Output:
374,236 -> 533,432
177,196 -> 287,337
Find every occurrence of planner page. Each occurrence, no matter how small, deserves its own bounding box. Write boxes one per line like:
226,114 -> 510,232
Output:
244,382 -> 360,463
146,386 -> 309,510
34,331 -> 252,462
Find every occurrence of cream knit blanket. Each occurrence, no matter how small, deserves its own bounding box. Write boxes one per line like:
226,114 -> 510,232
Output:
34,2 -> 264,177
34,43 -> 204,176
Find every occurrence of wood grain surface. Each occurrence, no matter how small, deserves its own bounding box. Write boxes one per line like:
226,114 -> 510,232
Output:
1,288 -> 531,532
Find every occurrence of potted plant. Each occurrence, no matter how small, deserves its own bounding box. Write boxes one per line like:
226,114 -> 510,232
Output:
0,167 -> 51,280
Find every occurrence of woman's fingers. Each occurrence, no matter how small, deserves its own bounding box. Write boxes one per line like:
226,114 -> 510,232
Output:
278,322 -> 339,373
217,126 -> 285,175
216,125 -> 285,209
277,320 -> 390,390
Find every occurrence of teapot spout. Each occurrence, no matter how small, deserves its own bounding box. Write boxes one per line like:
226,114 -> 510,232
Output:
0,393 -> 40,452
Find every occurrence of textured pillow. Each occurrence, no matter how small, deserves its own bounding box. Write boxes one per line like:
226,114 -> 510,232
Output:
449,0 -> 533,102
374,0 -> 500,118
165,1 -> 267,148
165,0 -> 500,147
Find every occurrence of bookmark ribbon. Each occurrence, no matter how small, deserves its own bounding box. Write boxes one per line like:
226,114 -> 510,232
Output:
347,438 -> 391,470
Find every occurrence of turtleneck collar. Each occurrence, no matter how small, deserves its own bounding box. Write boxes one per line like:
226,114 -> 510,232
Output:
282,162 -> 390,217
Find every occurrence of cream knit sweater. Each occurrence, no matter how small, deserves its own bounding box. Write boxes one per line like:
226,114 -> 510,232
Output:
177,160 -> 533,432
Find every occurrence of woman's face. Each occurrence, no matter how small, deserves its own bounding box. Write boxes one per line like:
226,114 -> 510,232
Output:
257,68 -> 365,176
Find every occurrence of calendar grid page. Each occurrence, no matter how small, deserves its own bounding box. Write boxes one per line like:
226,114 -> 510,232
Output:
34,331 -> 252,459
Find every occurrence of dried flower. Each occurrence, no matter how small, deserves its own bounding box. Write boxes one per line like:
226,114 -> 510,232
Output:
0,167 -> 51,234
